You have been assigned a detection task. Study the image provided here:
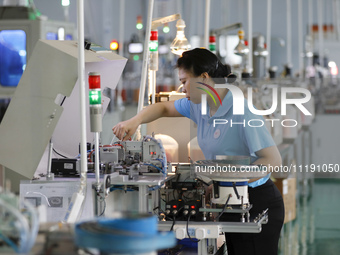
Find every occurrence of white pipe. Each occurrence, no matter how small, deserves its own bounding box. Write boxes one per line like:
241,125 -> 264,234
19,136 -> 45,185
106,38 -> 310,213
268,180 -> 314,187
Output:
77,0 -> 88,192
248,0 -> 253,74
94,132 -> 100,186
204,0 -> 211,49
335,0 -> 340,40
286,0 -> 292,66
338,0 -> 340,40
63,6 -> 69,22
332,0 -> 337,40
46,139 -> 53,178
317,0 -> 324,68
308,0 -> 313,36
190,0 -> 197,35
150,70 -> 156,104
238,0 -> 244,26
177,0 -> 182,15
117,0 -> 125,107
265,0 -> 272,72
308,0 -> 314,67
197,0 -> 203,37
137,0 -> 154,114
221,0 -> 227,26
298,0 -> 303,79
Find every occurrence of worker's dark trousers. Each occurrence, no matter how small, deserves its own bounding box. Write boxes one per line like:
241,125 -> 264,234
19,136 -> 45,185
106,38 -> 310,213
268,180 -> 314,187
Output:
222,179 -> 285,255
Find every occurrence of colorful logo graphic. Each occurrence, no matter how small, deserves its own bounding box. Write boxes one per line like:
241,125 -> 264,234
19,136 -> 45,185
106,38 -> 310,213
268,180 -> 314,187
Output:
196,82 -> 222,107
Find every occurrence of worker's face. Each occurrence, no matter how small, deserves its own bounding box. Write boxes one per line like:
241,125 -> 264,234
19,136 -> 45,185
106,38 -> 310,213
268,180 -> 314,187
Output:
178,68 -> 204,104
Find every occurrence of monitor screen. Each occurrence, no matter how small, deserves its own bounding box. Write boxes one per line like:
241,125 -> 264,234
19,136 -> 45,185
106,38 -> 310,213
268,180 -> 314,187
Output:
46,32 -> 58,40
65,34 -> 73,40
0,30 -> 27,87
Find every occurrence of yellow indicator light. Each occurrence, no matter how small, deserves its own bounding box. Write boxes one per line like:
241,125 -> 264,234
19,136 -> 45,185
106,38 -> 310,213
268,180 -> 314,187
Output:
110,40 -> 119,51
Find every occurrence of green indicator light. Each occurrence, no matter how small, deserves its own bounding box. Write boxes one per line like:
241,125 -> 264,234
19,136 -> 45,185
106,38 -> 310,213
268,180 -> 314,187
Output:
133,55 -> 139,61
149,41 -> 158,52
61,0 -> 70,6
209,44 -> 216,51
163,26 -> 170,33
136,23 -> 143,30
89,90 -> 101,105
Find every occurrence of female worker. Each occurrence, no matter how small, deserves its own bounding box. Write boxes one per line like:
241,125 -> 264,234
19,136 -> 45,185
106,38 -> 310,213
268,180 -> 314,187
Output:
112,48 -> 284,255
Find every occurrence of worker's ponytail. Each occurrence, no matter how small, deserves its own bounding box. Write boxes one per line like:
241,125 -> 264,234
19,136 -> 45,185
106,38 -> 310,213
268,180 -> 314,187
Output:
176,48 -> 235,83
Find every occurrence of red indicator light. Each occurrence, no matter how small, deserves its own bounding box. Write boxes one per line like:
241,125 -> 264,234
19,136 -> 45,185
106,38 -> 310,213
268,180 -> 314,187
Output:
150,30 -> 158,41
209,35 -> 216,43
190,205 -> 195,209
172,205 -> 177,209
88,72 -> 101,89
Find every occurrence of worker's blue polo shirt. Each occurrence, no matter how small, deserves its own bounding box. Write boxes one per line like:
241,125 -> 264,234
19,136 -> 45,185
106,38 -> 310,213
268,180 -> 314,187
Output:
174,91 -> 275,187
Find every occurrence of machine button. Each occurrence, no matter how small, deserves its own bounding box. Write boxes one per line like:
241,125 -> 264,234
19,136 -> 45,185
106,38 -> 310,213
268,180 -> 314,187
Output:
195,228 -> 206,239
175,228 -> 186,240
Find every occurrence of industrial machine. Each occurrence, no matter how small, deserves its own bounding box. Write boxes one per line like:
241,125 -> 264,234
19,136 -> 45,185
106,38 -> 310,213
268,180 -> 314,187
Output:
88,143 -> 269,254
156,159 -> 269,254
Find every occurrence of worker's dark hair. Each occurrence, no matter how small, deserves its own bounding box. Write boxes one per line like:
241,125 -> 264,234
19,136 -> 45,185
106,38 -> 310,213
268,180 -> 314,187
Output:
176,48 -> 232,82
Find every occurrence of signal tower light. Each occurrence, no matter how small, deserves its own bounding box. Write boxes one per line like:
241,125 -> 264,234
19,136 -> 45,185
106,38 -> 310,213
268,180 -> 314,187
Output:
88,72 -> 102,133
149,30 -> 158,52
163,23 -> 170,34
88,73 -> 101,107
136,15 -> 143,30
209,34 -> 216,53
110,40 -> 119,51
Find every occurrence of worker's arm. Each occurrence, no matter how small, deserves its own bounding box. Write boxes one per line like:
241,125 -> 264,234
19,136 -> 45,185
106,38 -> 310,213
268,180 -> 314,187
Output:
112,101 -> 183,141
253,145 -> 282,168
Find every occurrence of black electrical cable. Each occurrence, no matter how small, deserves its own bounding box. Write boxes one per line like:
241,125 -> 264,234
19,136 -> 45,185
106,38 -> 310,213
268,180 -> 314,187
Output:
182,191 -> 195,201
153,206 -> 167,215
232,182 -> 240,200
196,177 -> 211,186
83,248 -> 96,255
170,206 -> 184,231
216,194 -> 232,221
170,216 -> 176,231
52,148 -> 68,158
98,199 -> 106,217
172,189 -> 177,200
186,214 -> 200,243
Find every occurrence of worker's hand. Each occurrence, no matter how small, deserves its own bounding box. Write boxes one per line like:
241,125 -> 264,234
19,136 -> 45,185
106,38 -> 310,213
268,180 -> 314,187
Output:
112,118 -> 139,141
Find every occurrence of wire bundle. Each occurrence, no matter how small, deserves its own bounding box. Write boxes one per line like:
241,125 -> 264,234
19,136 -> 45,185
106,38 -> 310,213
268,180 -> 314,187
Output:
0,194 -> 39,253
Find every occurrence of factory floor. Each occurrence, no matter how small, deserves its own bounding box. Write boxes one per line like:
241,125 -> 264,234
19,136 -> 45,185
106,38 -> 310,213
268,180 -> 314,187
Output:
279,178 -> 340,255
